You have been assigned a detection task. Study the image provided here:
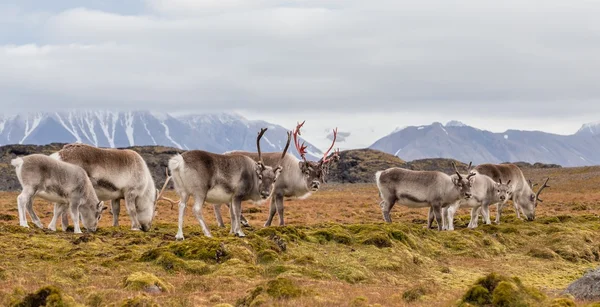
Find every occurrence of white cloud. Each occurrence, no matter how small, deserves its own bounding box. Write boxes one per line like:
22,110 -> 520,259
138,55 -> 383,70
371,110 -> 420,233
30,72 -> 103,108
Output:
0,0 -> 599,130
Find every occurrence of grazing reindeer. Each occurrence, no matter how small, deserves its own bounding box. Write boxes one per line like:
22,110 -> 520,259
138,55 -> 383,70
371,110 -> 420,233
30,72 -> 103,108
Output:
473,163 -> 550,222
49,143 -> 160,231
375,162 -> 476,231
213,121 -> 340,227
168,128 -> 291,240
442,167 -> 512,230
11,154 -> 104,233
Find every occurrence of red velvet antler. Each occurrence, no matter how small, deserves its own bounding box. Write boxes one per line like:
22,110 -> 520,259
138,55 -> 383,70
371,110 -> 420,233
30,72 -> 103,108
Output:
293,121 -> 308,162
320,128 -> 338,164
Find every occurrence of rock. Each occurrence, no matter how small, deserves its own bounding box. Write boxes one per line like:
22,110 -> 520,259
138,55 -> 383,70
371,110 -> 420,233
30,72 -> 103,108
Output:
564,268 -> 600,301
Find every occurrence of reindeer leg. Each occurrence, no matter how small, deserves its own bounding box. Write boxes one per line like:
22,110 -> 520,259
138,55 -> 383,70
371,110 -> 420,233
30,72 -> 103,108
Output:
264,197 -> 277,227
468,207 -> 480,228
231,198 -> 245,237
24,193 -> 43,229
240,213 -> 250,228
60,204 -> 69,231
214,203 -> 226,228
495,202 -> 503,224
175,194 -> 190,241
381,197 -> 396,223
274,193 -> 285,226
432,204 -> 443,231
513,201 -> 522,220
192,194 -> 211,237
111,199 -> 121,227
124,193 -> 141,231
69,201 -> 82,234
481,202 -> 492,225
426,207 -> 435,229
17,189 -> 34,228
48,203 -> 61,231
446,203 -> 459,231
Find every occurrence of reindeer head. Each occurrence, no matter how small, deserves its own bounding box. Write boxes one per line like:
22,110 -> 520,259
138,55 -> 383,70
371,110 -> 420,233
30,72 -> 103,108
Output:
520,178 -> 550,221
79,200 -> 106,232
451,161 -> 476,199
255,128 -> 291,199
496,178 -> 512,204
293,121 -> 340,192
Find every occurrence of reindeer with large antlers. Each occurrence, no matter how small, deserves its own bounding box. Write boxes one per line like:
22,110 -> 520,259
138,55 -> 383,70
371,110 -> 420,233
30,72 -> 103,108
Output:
213,121 -> 340,227
472,163 -> 550,222
168,128 -> 291,240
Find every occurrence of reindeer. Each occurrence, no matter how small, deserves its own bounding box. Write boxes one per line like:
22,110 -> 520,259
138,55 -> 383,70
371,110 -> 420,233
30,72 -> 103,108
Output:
472,163 -> 550,222
48,144 -> 167,232
212,121 -> 340,227
375,163 -> 476,231
168,128 -> 291,240
442,163 -> 513,230
11,154 -> 104,234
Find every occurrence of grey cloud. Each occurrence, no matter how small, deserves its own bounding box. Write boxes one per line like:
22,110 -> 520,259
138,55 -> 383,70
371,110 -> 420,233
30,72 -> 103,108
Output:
0,0 -> 599,119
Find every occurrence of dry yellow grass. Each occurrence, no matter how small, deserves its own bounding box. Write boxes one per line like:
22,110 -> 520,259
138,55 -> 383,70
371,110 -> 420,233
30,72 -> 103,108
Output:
0,166 -> 599,306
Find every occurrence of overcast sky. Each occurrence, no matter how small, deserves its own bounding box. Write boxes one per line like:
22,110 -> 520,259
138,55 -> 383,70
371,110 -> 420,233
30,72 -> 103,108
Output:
1,1 -> 600,148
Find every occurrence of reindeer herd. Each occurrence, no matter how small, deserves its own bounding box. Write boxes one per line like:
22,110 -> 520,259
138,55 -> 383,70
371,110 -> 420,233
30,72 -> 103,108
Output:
9,122 -> 550,240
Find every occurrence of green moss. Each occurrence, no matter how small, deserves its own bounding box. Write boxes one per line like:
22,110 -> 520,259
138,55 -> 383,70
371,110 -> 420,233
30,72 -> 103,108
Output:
236,286 -> 265,307
154,252 -> 210,274
402,286 -> 428,303
460,273 -> 546,307
0,214 -> 16,221
265,278 -> 302,299
11,286 -> 68,307
550,297 -> 576,307
255,226 -> 307,242
491,281 -> 523,307
334,265 -> 369,284
538,217 -> 561,224
293,255 -> 315,265
310,226 -> 353,245
0,266 -> 7,281
120,295 -> 159,307
462,285 -> 491,305
123,272 -> 173,293
361,233 -> 392,248
169,238 -> 229,263
528,247 -> 557,259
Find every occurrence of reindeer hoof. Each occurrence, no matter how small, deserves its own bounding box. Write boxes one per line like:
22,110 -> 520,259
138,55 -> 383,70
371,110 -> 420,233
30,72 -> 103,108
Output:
175,235 -> 184,241
241,221 -> 251,228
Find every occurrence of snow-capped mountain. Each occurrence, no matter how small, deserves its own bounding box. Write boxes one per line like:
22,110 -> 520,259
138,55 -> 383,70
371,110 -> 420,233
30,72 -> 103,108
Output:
0,111 -> 322,160
370,121 -> 600,167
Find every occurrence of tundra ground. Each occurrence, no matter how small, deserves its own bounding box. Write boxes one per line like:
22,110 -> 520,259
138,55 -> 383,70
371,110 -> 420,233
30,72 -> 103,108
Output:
0,167 -> 599,306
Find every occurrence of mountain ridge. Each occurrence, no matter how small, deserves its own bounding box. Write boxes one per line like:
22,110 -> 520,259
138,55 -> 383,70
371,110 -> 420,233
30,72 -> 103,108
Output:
0,111 -> 322,160
370,121 -> 600,167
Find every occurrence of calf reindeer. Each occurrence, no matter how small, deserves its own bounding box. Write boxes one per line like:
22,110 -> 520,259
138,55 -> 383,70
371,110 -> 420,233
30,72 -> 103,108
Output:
214,121 -> 340,227
11,154 -> 104,234
473,163 -> 550,222
443,168 -> 512,230
49,144 -> 159,231
376,162 -> 475,231
169,128 -> 291,240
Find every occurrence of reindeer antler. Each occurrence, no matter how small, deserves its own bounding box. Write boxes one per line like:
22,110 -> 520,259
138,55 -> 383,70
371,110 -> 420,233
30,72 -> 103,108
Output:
320,127 -> 338,165
293,121 -> 308,162
451,161 -> 463,180
257,128 -> 268,164
535,178 -> 550,203
156,168 -> 178,209
279,131 -> 292,162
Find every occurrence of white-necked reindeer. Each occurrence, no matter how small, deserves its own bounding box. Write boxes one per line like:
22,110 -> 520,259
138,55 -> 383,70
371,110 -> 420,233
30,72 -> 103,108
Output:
168,128 -> 291,240
376,162 -> 476,231
11,154 -> 104,234
442,162 -> 513,230
213,121 -> 340,227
